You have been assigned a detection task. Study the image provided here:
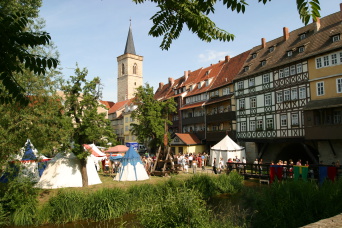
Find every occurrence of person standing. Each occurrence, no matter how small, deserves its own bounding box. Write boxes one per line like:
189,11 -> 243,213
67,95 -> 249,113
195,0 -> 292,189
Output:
192,157 -> 197,174
212,158 -> 217,174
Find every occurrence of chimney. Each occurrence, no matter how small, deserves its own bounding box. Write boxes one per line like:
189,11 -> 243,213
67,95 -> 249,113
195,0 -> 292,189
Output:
168,77 -> 174,85
225,55 -> 230,63
283,27 -> 289,41
314,17 -> 321,32
262,38 -> 266,48
184,71 -> 188,81
158,82 -> 164,90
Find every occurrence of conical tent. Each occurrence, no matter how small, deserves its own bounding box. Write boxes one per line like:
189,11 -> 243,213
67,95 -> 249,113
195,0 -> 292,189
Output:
0,139 -> 50,183
35,152 -> 102,189
210,135 -> 246,165
114,146 -> 149,181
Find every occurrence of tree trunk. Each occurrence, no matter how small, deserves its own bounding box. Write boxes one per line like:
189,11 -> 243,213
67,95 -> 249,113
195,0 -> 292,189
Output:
80,158 -> 88,187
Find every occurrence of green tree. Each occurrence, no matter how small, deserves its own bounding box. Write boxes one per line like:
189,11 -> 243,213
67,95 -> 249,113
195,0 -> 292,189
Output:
62,66 -> 116,187
0,0 -> 71,164
130,84 -> 177,150
133,0 -> 321,50
0,7 -> 58,104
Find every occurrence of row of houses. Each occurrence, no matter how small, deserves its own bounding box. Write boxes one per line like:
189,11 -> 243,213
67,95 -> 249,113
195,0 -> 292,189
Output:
153,7 -> 342,164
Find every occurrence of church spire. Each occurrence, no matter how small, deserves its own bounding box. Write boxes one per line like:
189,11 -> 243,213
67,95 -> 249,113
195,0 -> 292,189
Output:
124,20 -> 136,55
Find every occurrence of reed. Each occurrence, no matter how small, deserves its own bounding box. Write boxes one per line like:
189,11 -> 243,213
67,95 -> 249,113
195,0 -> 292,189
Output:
83,188 -> 128,221
40,190 -> 87,224
12,202 -> 37,226
0,203 -> 9,226
245,179 -> 342,228
185,174 -> 218,199
214,172 -> 244,194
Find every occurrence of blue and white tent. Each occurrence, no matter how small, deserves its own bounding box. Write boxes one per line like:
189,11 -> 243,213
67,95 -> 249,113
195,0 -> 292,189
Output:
114,146 -> 149,181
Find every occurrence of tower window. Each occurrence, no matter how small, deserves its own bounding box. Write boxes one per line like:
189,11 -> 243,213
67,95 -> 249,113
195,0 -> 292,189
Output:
133,63 -> 137,74
122,63 -> 125,75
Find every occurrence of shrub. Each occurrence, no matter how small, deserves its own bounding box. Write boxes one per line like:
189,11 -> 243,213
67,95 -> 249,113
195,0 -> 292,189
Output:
185,174 -> 218,199
215,172 -> 244,194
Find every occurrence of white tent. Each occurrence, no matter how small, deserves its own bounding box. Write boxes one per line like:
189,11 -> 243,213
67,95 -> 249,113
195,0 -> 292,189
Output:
114,146 -> 149,181
35,152 -> 102,189
209,135 -> 246,165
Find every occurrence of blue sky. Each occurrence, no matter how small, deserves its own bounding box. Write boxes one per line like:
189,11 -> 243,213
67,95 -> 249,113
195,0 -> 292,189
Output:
39,0 -> 339,102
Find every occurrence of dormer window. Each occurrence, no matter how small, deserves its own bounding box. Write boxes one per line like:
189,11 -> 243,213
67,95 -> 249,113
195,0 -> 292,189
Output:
298,46 -> 305,53
244,66 -> 249,72
261,60 -> 266,66
269,46 -> 275,53
205,80 -> 209,86
332,34 -> 340,42
198,82 -> 201,89
287,50 -> 293,57
205,70 -> 211,75
299,33 -> 306,40
189,85 -> 193,91
252,53 -> 257,59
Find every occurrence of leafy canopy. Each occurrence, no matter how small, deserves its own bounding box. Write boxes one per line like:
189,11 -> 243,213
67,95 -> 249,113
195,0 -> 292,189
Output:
133,0 -> 321,50
130,84 -> 176,148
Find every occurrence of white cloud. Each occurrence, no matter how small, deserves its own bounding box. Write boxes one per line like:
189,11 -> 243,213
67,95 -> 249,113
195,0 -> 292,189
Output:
198,50 -> 229,63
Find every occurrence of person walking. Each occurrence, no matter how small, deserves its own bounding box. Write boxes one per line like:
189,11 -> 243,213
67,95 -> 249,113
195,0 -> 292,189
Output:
212,158 -> 217,174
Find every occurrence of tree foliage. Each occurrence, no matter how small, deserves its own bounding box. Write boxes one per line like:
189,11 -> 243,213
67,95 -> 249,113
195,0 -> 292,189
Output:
130,84 -> 176,149
61,66 -> 116,186
133,0 -> 321,50
0,12 -> 58,105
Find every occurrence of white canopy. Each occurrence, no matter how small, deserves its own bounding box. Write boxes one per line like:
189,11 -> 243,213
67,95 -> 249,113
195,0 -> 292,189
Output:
210,135 -> 246,166
35,152 -> 102,189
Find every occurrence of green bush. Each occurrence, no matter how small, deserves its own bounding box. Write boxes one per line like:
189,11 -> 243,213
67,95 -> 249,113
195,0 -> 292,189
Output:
215,172 -> 244,194
138,187 -> 211,228
185,174 -> 218,199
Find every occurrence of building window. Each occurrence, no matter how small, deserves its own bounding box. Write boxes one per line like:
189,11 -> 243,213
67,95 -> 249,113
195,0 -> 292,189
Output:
257,120 -> 263,130
317,82 -> 324,96
133,63 -> 137,74
284,90 -> 290,101
189,85 -> 193,91
250,97 -> 257,108
290,65 -> 296,75
296,63 -> 303,73
323,56 -> 330,67
331,53 -> 337,65
250,120 -> 256,131
122,63 -> 125,74
276,92 -> 283,103
125,126 -> 128,131
291,113 -> 299,126
337,78 -> 342,93
265,94 -> 271,106
334,111 -> 341,124
125,117 -> 128,123
316,58 -> 322,68
299,87 -> 306,99
198,82 -> 201,89
281,114 -> 287,126
284,67 -> 289,77
287,51 -> 293,57
244,66 -> 249,72
237,81 -> 244,90
300,33 -> 306,40
269,46 -> 275,53
266,119 -> 274,129
261,60 -> 266,66
263,73 -> 270,84
241,122 -> 246,132
205,80 -> 209,86
249,78 -> 255,87
332,34 -> 340,42
239,99 -> 245,110
222,87 -> 230,95
298,46 -> 305,53
252,53 -> 257,59
291,88 -> 298,100
279,69 -> 284,78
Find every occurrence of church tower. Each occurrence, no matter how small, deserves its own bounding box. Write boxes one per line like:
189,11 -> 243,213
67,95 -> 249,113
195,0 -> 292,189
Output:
117,22 -> 143,102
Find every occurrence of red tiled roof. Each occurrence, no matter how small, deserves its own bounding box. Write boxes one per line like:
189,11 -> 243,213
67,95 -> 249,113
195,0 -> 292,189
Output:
108,99 -> 131,114
175,133 -> 202,145
99,100 -> 115,109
